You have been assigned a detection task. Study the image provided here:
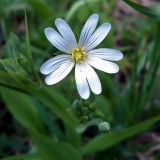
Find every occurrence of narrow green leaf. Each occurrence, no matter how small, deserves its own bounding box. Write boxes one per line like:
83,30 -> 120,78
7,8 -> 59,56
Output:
66,0 -> 104,21
0,86 -> 45,133
65,122 -> 81,147
0,83 -> 79,128
137,46 -> 150,75
24,13 -> 41,84
138,22 -> 160,111
44,87 -> 72,109
24,11 -> 32,62
123,0 -> 160,21
33,87 -> 79,127
81,116 -> 160,154
31,130 -> 83,160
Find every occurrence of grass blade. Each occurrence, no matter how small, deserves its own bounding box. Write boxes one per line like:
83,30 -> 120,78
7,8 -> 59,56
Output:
123,0 -> 160,21
24,10 -> 32,62
81,116 -> 160,154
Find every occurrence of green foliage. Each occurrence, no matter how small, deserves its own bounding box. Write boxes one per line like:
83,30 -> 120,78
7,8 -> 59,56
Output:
31,130 -> 83,160
0,0 -> 160,159
66,0 -> 106,21
0,86 -> 45,133
123,0 -> 160,21
81,116 -> 160,154
26,0 -> 54,19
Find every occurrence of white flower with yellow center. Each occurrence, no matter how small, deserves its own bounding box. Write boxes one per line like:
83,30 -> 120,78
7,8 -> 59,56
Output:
40,14 -> 123,99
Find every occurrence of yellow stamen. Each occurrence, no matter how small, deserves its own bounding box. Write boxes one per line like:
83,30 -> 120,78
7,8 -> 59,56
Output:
71,48 -> 87,63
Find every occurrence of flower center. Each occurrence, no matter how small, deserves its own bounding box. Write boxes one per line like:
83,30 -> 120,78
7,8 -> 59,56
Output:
71,48 -> 87,63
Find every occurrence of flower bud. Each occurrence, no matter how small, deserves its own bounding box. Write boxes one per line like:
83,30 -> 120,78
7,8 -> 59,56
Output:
81,116 -> 89,122
81,107 -> 89,115
72,99 -> 81,111
89,103 -> 96,111
98,122 -> 110,132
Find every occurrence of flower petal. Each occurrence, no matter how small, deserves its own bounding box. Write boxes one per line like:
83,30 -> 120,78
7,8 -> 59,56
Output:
55,18 -> 77,49
88,57 -> 119,74
40,55 -> 70,75
84,64 -> 102,95
44,27 -> 71,53
78,14 -> 99,48
88,48 -> 123,61
45,59 -> 74,85
75,64 -> 90,99
84,23 -> 111,51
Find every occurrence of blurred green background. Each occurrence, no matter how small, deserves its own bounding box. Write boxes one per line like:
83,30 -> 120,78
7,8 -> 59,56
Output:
0,0 -> 160,159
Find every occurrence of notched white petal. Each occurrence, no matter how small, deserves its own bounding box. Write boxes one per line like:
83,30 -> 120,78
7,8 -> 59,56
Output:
40,55 -> 70,75
55,18 -> 77,48
45,59 -> 74,85
84,23 -> 111,51
75,64 -> 90,99
85,64 -> 102,95
88,57 -> 119,74
44,27 -> 71,53
78,13 -> 99,48
88,48 -> 123,61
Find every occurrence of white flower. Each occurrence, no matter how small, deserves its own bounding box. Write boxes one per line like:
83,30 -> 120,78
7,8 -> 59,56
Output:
40,14 -> 123,99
